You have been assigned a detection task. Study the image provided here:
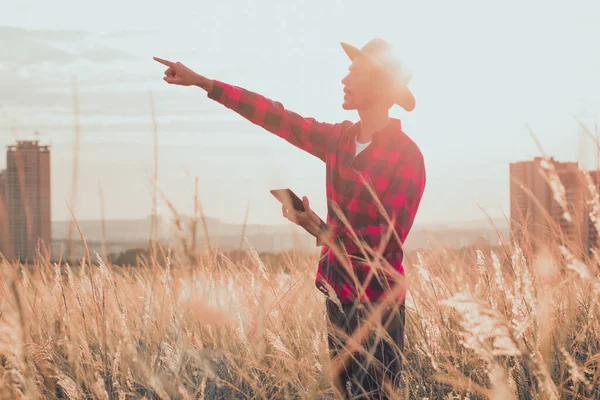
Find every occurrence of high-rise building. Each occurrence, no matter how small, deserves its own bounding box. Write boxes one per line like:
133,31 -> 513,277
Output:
5,141 -> 51,262
586,169 -> 600,255
0,169 -> 9,258
510,157 -> 598,256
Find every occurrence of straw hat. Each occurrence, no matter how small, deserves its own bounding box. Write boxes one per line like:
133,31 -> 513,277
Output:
340,38 -> 415,111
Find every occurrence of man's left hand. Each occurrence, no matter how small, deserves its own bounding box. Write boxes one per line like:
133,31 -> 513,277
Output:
281,197 -> 330,242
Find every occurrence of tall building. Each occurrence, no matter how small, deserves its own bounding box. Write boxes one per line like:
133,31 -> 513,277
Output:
5,141 -> 51,262
0,169 -> 9,258
510,157 -> 598,256
586,169 -> 600,255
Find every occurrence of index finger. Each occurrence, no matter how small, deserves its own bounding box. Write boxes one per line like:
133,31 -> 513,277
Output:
153,57 -> 175,67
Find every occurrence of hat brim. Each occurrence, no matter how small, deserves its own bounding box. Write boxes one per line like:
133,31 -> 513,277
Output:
340,42 -> 363,62
340,41 -> 416,112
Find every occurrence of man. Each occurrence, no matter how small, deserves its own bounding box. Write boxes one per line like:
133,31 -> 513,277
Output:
154,38 -> 426,399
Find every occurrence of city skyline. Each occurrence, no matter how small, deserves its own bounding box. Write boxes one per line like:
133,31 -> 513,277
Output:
1,141 -> 599,259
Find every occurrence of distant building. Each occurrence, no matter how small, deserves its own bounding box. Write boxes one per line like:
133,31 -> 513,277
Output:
0,169 -> 9,258
510,157 -> 598,256
4,140 -> 51,262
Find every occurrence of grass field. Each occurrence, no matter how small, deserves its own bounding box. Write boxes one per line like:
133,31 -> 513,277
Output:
1,217 -> 600,400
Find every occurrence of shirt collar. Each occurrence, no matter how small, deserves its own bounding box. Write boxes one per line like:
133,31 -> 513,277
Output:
346,118 -> 403,145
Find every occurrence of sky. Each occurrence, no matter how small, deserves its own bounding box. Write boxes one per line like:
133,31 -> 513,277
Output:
1,0 -> 600,228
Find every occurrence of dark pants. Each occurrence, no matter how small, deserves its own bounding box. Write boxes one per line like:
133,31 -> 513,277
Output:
326,299 -> 406,399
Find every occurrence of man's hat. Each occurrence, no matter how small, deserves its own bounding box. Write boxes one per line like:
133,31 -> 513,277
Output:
340,38 -> 415,112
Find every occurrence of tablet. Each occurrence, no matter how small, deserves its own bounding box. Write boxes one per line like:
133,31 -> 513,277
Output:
269,188 -> 305,212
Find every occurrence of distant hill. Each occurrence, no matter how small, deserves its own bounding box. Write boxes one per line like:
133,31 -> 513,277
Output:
416,217 -> 509,232
51,215 -> 510,255
51,215 -> 316,257
52,215 -> 307,242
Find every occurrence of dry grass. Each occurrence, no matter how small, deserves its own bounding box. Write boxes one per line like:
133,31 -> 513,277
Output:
1,215 -> 600,399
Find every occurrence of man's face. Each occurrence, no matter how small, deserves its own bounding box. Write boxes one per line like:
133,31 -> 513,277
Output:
341,57 -> 390,111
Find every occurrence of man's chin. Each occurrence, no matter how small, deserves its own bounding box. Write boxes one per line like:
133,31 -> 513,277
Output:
342,101 -> 356,111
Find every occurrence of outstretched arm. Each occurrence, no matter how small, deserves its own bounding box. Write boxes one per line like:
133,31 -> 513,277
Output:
207,80 -> 340,161
154,57 -> 341,161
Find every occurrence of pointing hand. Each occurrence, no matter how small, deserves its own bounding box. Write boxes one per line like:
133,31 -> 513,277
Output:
153,57 -> 211,90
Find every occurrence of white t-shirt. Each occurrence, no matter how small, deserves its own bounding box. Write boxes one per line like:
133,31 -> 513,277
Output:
355,138 -> 371,156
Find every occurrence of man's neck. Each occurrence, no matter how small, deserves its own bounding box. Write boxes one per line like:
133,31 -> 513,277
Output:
357,107 -> 391,143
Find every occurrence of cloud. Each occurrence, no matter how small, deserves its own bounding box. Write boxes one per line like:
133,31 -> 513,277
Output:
99,30 -> 156,39
0,26 -> 137,66
0,26 -> 89,41
77,46 -> 137,63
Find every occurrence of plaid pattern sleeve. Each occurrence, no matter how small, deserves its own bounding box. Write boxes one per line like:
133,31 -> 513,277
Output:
334,152 -> 426,255
207,80 -> 341,161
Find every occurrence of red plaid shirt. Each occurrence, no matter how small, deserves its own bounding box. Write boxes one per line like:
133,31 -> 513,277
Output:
208,80 -> 426,303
